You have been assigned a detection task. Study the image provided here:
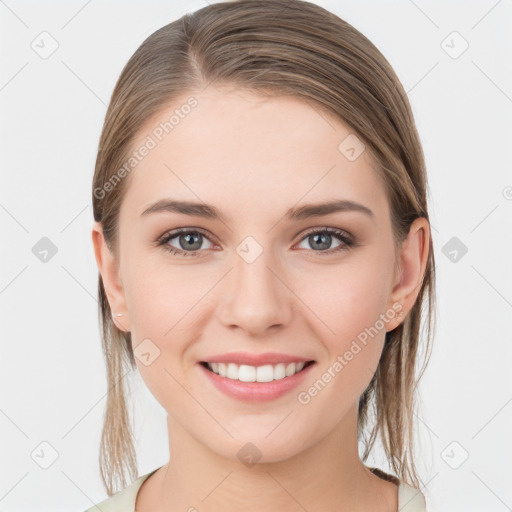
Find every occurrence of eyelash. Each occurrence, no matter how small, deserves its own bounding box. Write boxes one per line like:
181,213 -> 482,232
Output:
156,227 -> 356,257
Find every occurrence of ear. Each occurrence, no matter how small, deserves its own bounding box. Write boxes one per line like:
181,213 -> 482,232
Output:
386,217 -> 430,331
91,221 -> 131,332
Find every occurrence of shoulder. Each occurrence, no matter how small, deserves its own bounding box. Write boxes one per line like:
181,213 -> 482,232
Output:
367,466 -> 426,512
398,481 -> 427,512
82,471 -> 156,512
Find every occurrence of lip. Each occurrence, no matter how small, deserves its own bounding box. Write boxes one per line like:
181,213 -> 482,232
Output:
199,352 -> 314,366
198,359 -> 316,402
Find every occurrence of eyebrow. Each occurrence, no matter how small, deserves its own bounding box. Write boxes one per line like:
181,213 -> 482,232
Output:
140,198 -> 374,222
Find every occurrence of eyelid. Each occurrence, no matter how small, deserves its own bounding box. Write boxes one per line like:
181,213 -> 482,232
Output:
156,226 -> 355,256
157,226 -> 352,243
156,227 -> 216,244
296,226 -> 353,244
156,227 -> 218,256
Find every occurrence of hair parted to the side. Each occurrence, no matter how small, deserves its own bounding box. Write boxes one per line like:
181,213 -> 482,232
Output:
92,0 -> 435,496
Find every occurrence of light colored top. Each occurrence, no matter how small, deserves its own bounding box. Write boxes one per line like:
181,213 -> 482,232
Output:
83,467 -> 426,512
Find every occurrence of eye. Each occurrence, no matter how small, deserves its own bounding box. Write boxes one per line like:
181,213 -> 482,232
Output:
156,228 -> 216,257
295,227 -> 354,255
156,227 -> 355,257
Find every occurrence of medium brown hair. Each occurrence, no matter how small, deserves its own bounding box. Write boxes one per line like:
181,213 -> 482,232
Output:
92,0 -> 435,496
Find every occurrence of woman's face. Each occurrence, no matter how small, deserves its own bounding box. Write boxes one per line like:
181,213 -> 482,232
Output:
100,85 -> 405,462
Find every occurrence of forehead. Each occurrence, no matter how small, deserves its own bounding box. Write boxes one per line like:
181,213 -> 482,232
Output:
121,86 -> 389,223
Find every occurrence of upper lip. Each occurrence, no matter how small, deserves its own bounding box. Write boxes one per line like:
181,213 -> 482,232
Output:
200,352 -> 315,366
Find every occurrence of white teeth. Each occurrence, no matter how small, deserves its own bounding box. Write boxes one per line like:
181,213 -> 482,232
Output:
205,361 -> 309,382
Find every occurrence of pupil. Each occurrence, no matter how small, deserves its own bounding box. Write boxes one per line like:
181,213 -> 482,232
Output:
181,233 -> 201,250
311,233 -> 330,250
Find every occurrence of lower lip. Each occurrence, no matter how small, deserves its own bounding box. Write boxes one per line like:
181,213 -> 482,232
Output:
198,362 -> 315,402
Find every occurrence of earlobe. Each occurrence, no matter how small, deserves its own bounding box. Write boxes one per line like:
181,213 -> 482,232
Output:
91,221 -> 131,332
387,217 -> 430,329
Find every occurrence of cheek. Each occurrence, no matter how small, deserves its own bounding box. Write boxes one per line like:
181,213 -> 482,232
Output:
122,260 -> 201,411
121,253 -> 212,396
295,257 -> 391,343
122,247 -> 204,338
292,257 -> 391,396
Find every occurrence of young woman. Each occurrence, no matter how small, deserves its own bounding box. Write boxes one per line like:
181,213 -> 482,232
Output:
87,1 -> 435,510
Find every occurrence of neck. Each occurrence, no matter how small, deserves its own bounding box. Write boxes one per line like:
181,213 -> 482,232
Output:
139,403 -> 397,512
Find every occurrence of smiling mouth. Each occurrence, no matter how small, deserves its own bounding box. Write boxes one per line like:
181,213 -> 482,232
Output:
200,360 -> 315,383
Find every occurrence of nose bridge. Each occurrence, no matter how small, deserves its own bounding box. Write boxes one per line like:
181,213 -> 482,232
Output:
217,236 -> 292,335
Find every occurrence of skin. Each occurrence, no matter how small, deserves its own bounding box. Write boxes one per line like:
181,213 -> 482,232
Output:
92,84 -> 430,512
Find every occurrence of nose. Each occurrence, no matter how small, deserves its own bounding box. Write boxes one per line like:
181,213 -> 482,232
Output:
217,245 -> 293,337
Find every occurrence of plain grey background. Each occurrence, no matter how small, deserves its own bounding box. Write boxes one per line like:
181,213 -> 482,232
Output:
1,1 -> 511,511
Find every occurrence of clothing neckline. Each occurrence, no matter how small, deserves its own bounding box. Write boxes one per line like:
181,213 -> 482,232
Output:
87,466 -> 426,512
